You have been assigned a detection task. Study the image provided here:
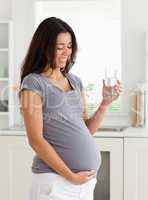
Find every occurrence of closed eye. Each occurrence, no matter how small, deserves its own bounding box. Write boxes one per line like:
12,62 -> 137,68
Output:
56,43 -> 72,50
56,46 -> 72,50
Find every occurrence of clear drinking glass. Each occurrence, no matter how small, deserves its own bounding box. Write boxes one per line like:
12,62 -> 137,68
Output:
104,68 -> 118,97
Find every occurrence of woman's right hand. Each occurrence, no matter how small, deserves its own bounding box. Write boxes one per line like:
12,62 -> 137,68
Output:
69,170 -> 96,185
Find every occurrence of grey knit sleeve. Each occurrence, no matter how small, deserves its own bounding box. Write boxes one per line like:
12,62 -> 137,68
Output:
19,73 -> 43,97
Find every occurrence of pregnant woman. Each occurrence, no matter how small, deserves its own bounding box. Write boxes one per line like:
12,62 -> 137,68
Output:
19,17 -> 122,200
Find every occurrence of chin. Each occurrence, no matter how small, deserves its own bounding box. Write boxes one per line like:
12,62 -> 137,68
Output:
56,62 -> 67,69
59,64 -> 66,68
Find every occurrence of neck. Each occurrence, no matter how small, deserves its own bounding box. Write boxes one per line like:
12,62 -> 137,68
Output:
43,66 -> 65,80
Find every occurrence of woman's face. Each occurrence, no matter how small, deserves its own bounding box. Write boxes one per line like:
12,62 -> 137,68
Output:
54,32 -> 72,69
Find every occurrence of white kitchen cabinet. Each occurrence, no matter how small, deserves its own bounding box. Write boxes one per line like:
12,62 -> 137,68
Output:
124,138 -> 148,200
94,138 -> 123,200
0,136 -> 34,200
1,135 -> 148,200
0,136 -> 123,200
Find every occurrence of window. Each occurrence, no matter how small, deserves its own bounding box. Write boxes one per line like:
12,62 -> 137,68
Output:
34,0 -> 121,116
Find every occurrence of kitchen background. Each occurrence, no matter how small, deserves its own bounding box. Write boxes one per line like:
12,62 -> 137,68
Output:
1,0 -> 148,130
0,0 -> 148,200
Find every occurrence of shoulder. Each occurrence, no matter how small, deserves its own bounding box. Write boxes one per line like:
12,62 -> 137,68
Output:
67,72 -> 82,83
22,73 -> 42,84
20,73 -> 44,97
21,73 -> 45,89
67,72 -> 84,92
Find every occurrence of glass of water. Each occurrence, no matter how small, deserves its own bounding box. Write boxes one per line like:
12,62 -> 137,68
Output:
104,68 -> 118,97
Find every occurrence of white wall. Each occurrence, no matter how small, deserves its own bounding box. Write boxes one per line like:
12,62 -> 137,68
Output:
0,0 -> 11,19
122,0 -> 148,113
1,0 -> 148,125
11,0 -> 34,82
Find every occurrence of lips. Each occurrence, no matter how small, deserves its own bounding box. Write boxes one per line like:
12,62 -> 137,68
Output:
59,58 -> 67,62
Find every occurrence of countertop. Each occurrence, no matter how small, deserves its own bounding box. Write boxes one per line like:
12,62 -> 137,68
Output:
0,127 -> 148,138
94,127 -> 148,138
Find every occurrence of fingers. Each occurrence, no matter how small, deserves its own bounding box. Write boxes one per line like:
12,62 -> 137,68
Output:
78,170 -> 96,176
114,80 -> 123,95
86,174 -> 96,181
74,170 -> 96,184
73,170 -> 97,185
80,170 -> 96,178
114,85 -> 122,93
85,171 -> 96,181
114,89 -> 122,96
86,170 -> 96,176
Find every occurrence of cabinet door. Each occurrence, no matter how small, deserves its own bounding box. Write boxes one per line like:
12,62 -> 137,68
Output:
124,138 -> 148,200
0,136 -> 34,200
94,138 -> 123,200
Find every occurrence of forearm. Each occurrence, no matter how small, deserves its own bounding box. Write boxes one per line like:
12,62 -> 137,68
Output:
30,138 -> 73,181
85,102 -> 109,135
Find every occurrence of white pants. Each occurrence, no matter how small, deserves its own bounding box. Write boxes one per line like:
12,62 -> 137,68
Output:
29,172 -> 97,200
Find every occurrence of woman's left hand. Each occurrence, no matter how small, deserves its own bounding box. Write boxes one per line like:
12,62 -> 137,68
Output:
101,79 -> 122,107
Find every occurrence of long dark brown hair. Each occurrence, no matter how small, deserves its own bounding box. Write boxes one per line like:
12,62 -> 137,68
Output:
20,17 -> 78,83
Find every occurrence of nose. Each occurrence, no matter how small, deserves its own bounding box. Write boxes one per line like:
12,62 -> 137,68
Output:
62,47 -> 71,56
